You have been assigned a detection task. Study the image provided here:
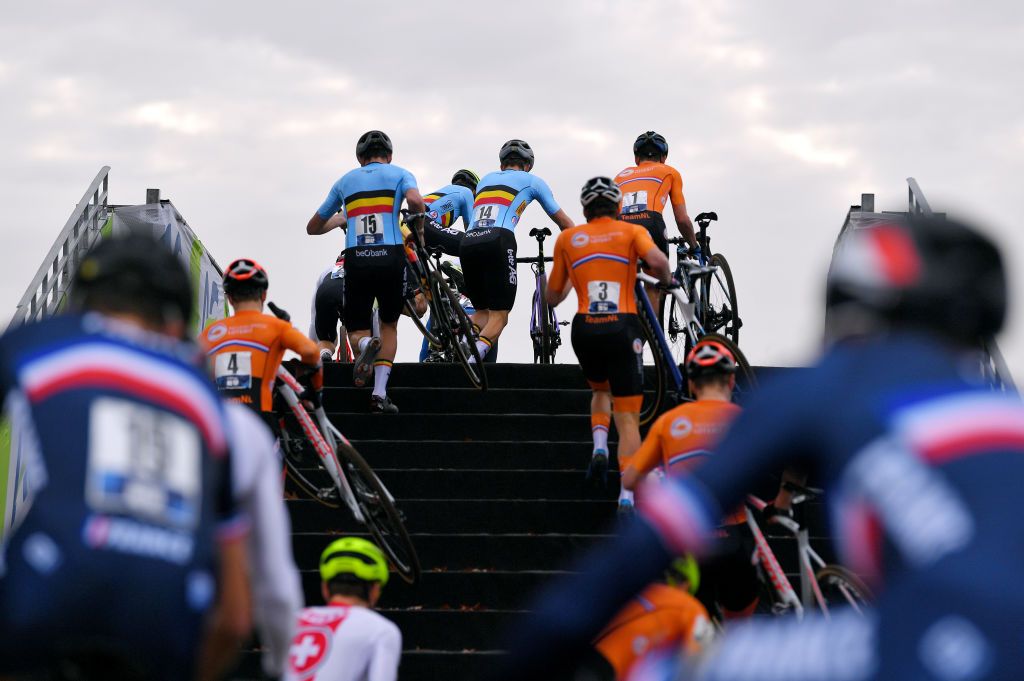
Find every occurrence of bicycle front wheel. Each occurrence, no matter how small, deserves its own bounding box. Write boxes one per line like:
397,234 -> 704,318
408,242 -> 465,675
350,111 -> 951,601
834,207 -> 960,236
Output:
815,565 -> 872,615
277,413 -> 342,508
337,439 -> 422,584
701,253 -> 741,343
432,271 -> 488,390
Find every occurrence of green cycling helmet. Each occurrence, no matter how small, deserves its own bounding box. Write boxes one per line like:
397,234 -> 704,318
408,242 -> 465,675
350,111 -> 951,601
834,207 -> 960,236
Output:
319,537 -> 390,586
665,554 -> 700,595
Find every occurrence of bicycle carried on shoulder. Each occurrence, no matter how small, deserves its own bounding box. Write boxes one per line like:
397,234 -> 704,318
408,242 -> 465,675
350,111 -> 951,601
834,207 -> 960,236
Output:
401,211 -> 487,389
267,305 -> 421,584
743,484 -> 872,618
515,227 -> 567,364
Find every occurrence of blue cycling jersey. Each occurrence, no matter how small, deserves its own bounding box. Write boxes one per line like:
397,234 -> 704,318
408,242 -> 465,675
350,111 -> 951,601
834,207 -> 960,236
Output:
469,169 -> 560,231
497,332 -> 1024,681
317,162 -> 418,249
0,313 -> 244,679
424,184 -> 475,229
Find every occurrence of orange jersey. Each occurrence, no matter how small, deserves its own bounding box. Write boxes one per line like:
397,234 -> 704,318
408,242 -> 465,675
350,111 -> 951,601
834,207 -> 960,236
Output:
595,583 -> 712,680
633,400 -> 741,477
201,309 -> 320,412
548,217 -> 657,315
614,161 -> 686,218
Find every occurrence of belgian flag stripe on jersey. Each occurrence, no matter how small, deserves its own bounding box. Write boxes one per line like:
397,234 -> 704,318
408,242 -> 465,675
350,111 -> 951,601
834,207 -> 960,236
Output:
475,185 -> 517,207
346,190 -> 396,218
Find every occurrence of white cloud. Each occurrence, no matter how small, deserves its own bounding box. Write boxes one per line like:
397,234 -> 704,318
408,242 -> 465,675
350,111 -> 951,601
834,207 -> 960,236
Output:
750,126 -> 855,168
126,101 -> 217,135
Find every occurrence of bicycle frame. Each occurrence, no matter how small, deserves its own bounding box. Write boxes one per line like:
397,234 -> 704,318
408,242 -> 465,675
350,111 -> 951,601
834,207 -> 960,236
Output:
745,495 -> 831,619
635,278 -> 685,393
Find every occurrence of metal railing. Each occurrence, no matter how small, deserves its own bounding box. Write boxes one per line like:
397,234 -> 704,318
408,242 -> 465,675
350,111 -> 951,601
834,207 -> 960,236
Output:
907,177 -> 933,217
9,167 -> 111,329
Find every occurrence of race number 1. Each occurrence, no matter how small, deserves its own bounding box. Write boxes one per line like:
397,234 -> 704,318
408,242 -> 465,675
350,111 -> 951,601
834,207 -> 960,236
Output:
621,190 -> 649,214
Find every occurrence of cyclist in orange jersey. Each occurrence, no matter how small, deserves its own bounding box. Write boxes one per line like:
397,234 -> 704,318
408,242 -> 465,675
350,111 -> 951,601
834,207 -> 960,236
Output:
201,259 -> 323,422
594,557 -> 713,680
547,177 -> 670,511
615,131 -> 698,315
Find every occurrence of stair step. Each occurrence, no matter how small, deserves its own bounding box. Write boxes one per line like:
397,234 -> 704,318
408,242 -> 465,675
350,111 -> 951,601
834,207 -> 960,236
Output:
331,414 -> 594,442
352,440 -> 598,470
323,386 -> 593,414
382,609 -> 520,650
287,498 -> 619,534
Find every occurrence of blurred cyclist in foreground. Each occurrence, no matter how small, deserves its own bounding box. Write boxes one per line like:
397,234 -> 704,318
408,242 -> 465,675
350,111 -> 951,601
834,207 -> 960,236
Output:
493,213 -> 1023,681
285,537 -> 401,681
0,234 -> 250,681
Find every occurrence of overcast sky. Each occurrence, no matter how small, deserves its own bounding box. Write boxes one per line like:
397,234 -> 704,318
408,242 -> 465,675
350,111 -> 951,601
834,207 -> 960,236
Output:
2,0 -> 1022,376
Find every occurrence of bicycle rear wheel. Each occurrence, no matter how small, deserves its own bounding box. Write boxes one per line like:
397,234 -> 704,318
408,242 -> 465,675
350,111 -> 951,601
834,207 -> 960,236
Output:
701,253 -> 741,343
405,299 -> 441,347
336,439 -> 422,584
815,565 -> 872,615
637,299 -> 668,426
696,332 -> 758,400
432,271 -> 488,390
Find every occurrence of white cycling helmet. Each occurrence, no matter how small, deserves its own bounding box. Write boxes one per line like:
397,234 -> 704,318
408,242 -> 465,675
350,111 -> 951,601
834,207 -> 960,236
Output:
580,176 -> 622,207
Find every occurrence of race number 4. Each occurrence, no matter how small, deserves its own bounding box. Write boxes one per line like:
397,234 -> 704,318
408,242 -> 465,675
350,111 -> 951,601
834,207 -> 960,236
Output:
355,214 -> 385,245
215,351 -> 252,390
86,398 -> 201,529
587,280 -> 621,313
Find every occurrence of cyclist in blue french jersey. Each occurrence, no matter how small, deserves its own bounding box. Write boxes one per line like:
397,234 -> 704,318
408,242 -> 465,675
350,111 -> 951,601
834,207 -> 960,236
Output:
306,130 -> 425,413
494,214 -> 1024,681
0,234 -> 250,681
421,168 -> 479,257
460,139 -> 575,361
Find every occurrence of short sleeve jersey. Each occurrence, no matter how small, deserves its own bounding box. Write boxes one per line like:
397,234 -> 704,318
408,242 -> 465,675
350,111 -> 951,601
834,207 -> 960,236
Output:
595,583 -> 712,679
469,169 -> 560,231
285,604 -> 402,681
548,217 -> 657,315
201,310 -> 320,413
633,400 -> 742,477
424,184 -> 475,229
614,161 -> 686,217
316,162 -> 418,249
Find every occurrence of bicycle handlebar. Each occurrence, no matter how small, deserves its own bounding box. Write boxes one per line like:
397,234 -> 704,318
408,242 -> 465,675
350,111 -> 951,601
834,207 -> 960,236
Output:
268,301 -> 291,322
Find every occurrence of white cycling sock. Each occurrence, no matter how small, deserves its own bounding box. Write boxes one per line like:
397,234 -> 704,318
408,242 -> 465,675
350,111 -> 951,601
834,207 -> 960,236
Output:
357,336 -> 371,354
618,488 -> 634,505
372,361 -> 392,399
592,426 -> 609,453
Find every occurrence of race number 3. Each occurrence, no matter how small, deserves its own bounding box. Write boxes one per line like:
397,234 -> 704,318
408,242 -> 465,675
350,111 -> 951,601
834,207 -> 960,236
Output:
355,214 -> 384,245
86,398 -> 201,529
214,351 -> 252,390
587,280 -> 621,313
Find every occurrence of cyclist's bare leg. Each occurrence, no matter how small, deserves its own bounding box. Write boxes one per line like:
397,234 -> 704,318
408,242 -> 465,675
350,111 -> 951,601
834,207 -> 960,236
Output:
591,390 -> 612,453
471,309 -> 506,360
612,405 -> 641,506
372,320 -> 399,399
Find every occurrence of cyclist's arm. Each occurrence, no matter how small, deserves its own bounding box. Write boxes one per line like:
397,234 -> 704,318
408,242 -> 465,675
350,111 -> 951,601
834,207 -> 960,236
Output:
668,171 -> 697,248
308,183 -> 345,235
530,176 -> 574,231
282,326 -> 323,391
636,227 -> 671,283
197,537 -> 252,681
367,623 -> 403,681
545,235 -> 572,306
550,209 -> 575,232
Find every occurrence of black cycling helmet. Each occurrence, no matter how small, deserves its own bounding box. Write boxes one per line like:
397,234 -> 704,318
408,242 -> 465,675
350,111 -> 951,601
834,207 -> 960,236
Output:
451,169 -> 480,191
825,215 -> 1006,345
580,176 -> 623,207
634,131 -> 669,158
70,232 -> 192,326
356,130 -> 393,160
223,258 -> 269,297
499,139 -> 535,169
685,338 -> 738,379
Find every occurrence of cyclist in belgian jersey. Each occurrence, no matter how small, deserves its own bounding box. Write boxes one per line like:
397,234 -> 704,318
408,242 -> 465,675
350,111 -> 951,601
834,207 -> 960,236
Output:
495,214 -> 1024,681
616,132 -> 698,316
201,258 -> 323,420
421,168 -> 479,257
546,177 -> 670,510
0,234 -> 250,681
285,537 -> 401,681
306,130 -> 425,412
460,139 -> 575,361
595,557 -> 713,680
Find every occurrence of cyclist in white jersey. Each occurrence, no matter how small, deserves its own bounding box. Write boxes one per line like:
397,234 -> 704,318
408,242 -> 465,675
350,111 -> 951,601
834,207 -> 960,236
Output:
285,537 -> 401,681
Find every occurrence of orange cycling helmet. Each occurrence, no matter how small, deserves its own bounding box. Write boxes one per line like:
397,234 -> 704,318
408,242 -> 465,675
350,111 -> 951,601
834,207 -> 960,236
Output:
223,258 -> 269,296
685,338 -> 737,379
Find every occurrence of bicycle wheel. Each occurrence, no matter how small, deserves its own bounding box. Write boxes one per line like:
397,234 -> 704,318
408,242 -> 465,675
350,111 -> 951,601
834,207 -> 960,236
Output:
336,439 -> 422,584
535,295 -> 557,365
432,271 -> 488,390
701,253 -> 740,343
815,565 -> 872,615
404,299 -> 442,347
637,299 -> 667,426
277,413 -> 342,508
697,332 -> 758,399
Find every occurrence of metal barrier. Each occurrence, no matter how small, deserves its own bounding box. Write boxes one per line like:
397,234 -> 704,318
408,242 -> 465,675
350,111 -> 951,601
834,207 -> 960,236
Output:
8,166 -> 111,329
907,177 -> 933,217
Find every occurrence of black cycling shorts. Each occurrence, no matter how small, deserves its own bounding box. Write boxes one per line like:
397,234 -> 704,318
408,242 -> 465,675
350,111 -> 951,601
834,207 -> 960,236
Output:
424,220 -> 464,257
314,274 -> 345,343
459,228 -> 518,312
570,313 -> 644,397
620,210 -> 669,257
343,245 -> 406,330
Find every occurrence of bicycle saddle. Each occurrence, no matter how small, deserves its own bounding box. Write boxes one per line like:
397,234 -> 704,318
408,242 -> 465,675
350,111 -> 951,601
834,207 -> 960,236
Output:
529,227 -> 552,238
695,211 -> 718,225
